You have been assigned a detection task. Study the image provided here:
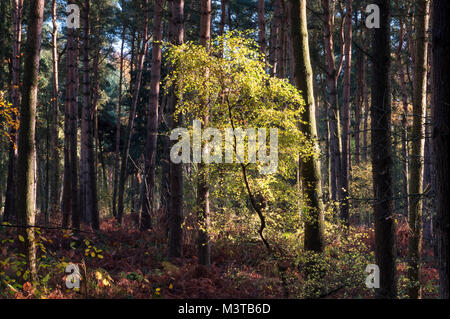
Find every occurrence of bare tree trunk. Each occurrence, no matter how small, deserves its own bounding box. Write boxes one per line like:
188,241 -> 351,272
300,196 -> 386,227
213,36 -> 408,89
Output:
269,0 -> 281,77
167,0 -> 184,259
117,0 -> 150,225
289,0 -> 325,252
112,7 -> 126,219
431,0 -> 449,300
407,0 -> 430,299
4,0 -> 23,223
398,20 -> 410,218
141,0 -> 165,230
362,52 -> 369,163
370,0 -> 397,299
16,0 -> 45,283
340,0 -> 352,225
257,0 -> 266,59
49,0 -> 60,225
196,0 -> 212,267
321,0 -> 343,204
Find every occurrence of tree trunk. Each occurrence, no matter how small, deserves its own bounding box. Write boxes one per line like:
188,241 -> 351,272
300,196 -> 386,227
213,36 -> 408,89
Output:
141,0 -> 164,230
16,0 -> 45,283
196,0 -> 212,267
432,0 -> 449,300
49,0 -> 60,224
257,0 -> 266,59
3,0 -> 23,223
340,0 -> 352,225
167,0 -> 184,259
112,20 -> 126,220
407,0 -> 429,299
370,0 -> 397,299
321,0 -> 342,204
288,0 -> 325,252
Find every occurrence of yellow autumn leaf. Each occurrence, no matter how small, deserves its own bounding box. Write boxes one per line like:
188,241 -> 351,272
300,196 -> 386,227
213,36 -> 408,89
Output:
18,235 -> 25,242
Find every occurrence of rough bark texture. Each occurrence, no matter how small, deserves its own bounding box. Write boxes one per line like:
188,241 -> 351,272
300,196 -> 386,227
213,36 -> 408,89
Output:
288,0 -> 324,252
370,0 -> 397,299
407,0 -> 429,299
16,0 -> 45,282
432,0 -> 449,300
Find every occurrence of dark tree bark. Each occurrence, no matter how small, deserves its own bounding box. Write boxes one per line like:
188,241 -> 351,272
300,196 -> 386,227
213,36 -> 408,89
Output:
16,0 -> 45,283
257,0 -> 266,59
3,0 -> 23,223
370,0 -> 397,299
321,0 -> 343,204
49,0 -> 60,225
141,0 -> 165,230
112,8 -> 126,219
432,0 -> 449,300
196,0 -> 212,267
167,0 -> 184,259
340,0 -> 352,225
288,0 -> 325,252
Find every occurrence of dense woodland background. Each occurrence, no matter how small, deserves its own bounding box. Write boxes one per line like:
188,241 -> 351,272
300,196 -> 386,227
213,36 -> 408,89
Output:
0,0 -> 448,299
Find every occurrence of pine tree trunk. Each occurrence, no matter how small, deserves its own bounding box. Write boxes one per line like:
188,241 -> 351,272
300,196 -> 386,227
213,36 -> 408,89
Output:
167,0 -> 184,259
257,0 -> 266,59
288,0 -> 324,252
112,18 -> 126,219
407,0 -> 429,299
49,0 -> 60,224
196,0 -> 212,267
340,0 -> 352,225
321,0 -> 342,204
432,0 -> 449,300
370,0 -> 397,299
4,0 -> 23,223
141,0 -> 164,230
16,0 -> 45,283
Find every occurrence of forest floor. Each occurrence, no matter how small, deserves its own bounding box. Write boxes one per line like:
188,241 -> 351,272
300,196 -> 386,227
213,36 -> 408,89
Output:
0,214 -> 440,299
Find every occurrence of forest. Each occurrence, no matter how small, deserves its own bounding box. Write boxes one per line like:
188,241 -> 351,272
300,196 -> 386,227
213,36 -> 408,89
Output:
0,0 -> 448,300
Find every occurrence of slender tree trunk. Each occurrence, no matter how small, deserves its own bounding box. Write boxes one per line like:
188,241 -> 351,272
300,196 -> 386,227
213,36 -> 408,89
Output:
340,0 -> 352,225
141,0 -> 165,230
4,0 -> 23,223
16,0 -> 45,283
167,0 -> 184,259
49,0 -> 60,225
321,0 -> 342,204
398,20 -> 410,218
117,0 -> 150,225
407,0 -> 429,299
354,42 -> 362,167
269,0 -> 281,77
257,0 -> 266,59
371,0 -> 397,299
362,52 -> 369,163
289,0 -> 325,252
113,28 -> 126,219
196,0 -> 212,267
432,0 -> 449,300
